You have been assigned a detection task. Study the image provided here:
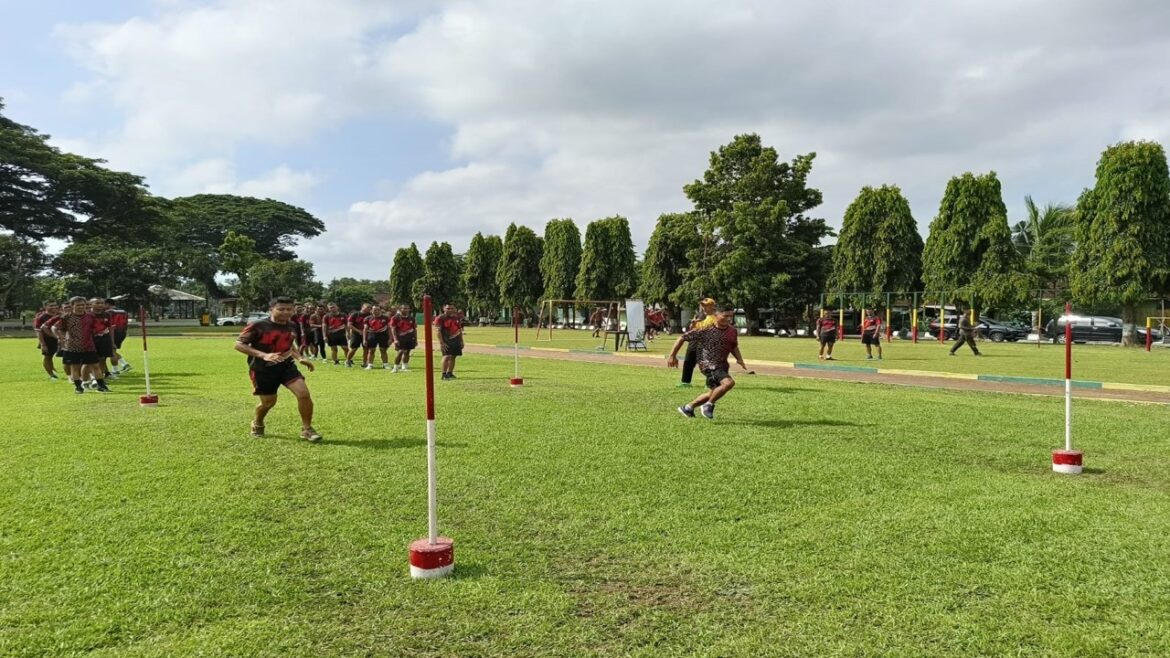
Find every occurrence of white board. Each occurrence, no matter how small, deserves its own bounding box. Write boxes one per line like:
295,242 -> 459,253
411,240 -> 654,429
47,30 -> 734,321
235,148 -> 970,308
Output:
625,299 -> 645,339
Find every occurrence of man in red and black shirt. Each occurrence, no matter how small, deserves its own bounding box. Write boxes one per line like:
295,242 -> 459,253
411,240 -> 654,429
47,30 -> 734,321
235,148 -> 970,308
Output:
292,304 -> 308,352
345,303 -> 372,368
816,311 -> 839,361
434,303 -> 464,380
52,296 -> 105,393
107,300 -> 131,373
323,302 -> 348,365
89,298 -> 114,380
33,300 -> 61,380
667,304 -> 747,419
391,303 -> 417,372
362,305 -> 392,370
234,296 -> 321,442
861,308 -> 883,360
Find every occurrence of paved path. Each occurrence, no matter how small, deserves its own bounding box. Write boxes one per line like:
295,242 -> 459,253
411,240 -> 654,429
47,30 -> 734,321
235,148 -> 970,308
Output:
465,343 -> 1170,405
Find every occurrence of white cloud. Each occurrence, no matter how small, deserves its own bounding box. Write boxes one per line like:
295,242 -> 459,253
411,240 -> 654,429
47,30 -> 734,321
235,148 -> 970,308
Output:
51,0 -> 1170,281
164,159 -> 318,200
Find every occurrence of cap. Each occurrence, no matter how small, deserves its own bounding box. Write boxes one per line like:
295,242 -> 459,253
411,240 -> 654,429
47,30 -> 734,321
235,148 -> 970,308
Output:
700,297 -> 716,306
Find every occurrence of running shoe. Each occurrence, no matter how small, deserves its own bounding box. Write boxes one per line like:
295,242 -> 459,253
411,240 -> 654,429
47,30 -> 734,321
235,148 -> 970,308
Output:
700,403 -> 715,419
677,405 -> 696,418
301,427 -> 323,442
250,422 -> 265,438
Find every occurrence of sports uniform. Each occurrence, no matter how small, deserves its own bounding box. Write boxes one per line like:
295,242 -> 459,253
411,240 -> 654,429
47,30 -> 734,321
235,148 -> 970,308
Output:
392,313 -> 418,351
324,312 -> 348,347
365,313 -> 391,349
237,319 -> 304,395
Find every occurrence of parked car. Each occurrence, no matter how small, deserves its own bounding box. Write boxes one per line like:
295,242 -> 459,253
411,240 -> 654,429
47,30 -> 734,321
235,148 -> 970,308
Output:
927,316 -> 1030,342
216,312 -> 269,326
1043,314 -> 1163,344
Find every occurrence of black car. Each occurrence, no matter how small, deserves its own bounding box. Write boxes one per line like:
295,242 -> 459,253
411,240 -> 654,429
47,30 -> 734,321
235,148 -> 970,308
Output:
1044,315 -> 1163,344
927,316 -> 1030,342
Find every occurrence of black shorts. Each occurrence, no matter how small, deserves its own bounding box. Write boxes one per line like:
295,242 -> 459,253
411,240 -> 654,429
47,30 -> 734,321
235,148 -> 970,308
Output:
114,330 -> 127,349
440,339 -> 463,357
396,334 -> 417,351
95,333 -> 114,358
249,361 -> 304,396
40,336 -> 59,357
819,331 -> 837,345
862,333 -> 880,346
326,331 -> 347,347
367,332 -> 390,349
348,334 -> 365,350
703,367 -> 732,390
61,350 -> 99,365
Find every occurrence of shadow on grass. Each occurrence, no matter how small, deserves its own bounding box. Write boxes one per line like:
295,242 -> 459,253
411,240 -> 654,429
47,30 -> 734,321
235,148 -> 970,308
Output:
321,437 -> 469,450
450,561 -> 488,580
740,385 -> 819,394
724,418 -> 868,430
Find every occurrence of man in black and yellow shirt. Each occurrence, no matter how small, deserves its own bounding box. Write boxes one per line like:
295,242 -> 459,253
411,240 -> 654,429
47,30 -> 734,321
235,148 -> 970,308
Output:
235,296 -> 321,442
679,297 -> 717,387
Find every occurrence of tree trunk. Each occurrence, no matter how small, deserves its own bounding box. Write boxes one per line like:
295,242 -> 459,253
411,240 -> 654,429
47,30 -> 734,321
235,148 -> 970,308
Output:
1122,302 -> 1137,346
744,305 -> 762,336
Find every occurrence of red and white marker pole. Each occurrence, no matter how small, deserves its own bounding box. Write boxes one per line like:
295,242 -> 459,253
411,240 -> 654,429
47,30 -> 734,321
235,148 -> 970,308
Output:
138,306 -> 159,407
1052,302 -> 1083,474
409,295 -> 454,579
510,307 -> 524,388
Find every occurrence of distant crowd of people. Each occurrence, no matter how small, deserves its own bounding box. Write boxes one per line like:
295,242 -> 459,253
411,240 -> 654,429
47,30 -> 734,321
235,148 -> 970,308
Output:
33,297 -> 132,393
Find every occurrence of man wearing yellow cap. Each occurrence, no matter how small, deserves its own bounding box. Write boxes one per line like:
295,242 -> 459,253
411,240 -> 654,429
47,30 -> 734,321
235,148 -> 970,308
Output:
679,297 -> 718,387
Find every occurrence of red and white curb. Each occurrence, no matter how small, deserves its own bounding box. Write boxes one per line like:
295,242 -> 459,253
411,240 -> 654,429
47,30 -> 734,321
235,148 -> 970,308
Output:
1052,449 -> 1083,475
139,394 -> 159,407
409,537 -> 454,579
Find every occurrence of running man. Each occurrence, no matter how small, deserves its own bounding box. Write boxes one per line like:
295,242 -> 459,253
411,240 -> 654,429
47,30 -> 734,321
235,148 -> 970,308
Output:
861,308 -> 883,360
391,304 -> 417,372
434,303 -> 464,380
363,305 -> 392,370
950,307 -> 982,356
33,301 -> 61,380
816,310 -> 839,360
667,303 -> 747,419
346,302 -> 372,368
52,296 -> 106,394
234,296 -> 321,442
323,302 -> 348,364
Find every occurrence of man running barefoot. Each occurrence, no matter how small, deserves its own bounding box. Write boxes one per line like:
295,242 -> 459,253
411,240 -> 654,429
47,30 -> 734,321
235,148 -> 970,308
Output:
234,296 -> 322,442
667,304 -> 747,419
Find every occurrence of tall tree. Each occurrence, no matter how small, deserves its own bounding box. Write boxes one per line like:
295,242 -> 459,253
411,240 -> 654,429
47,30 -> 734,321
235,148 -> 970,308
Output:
388,243 -> 425,306
922,171 -> 1025,308
240,259 -> 324,305
540,218 -> 582,299
497,223 -> 544,315
411,241 -> 462,307
682,134 -> 829,333
1012,196 -> 1075,291
463,232 -> 503,320
0,100 -> 160,241
53,238 -> 182,301
0,235 -> 47,311
830,185 -> 922,297
575,216 -> 638,301
218,231 -> 261,307
1072,141 -> 1170,345
639,212 -> 700,324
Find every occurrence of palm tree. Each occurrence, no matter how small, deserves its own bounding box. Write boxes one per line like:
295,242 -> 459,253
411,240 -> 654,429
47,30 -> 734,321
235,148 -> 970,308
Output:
1013,196 -> 1075,290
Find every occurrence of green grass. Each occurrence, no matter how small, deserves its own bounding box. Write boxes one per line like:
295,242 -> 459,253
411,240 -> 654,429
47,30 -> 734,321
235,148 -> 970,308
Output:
3,338 -> 1170,656
472,326 -> 1170,386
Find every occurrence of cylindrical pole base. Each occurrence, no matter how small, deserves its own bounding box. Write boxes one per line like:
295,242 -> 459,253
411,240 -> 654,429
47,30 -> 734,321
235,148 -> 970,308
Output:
509,377 -> 524,387
1052,449 -> 1083,475
139,394 -> 159,407
409,537 -> 454,579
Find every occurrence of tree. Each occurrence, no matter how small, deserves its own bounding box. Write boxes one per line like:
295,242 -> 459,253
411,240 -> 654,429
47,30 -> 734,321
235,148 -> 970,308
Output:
389,243 -> 425,306
575,216 -> 638,301
639,213 -> 700,325
830,185 -> 922,298
239,259 -> 324,305
0,234 -> 47,311
681,134 -> 830,333
1071,141 -> 1170,345
326,277 -> 384,311
540,218 -> 582,325
53,238 -> 182,301
0,100 -> 161,242
165,194 -> 325,298
1012,196 -> 1076,291
411,241 -> 462,307
497,223 -> 544,316
921,171 -> 1026,309
463,233 -> 503,320
218,231 -> 261,307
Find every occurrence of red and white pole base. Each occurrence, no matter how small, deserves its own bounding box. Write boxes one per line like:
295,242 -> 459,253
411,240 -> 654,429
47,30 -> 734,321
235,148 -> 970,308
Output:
139,394 -> 159,407
409,536 -> 455,579
510,377 -> 524,387
1051,449 -> 1083,475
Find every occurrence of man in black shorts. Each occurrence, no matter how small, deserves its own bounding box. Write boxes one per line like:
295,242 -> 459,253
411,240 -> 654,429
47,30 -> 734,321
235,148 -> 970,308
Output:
323,302 -> 348,364
362,305 -> 392,370
816,309 -> 839,360
861,308 -> 883,360
345,302 -> 372,368
391,303 -> 417,372
234,296 -> 321,442
52,296 -> 106,393
667,303 -> 747,419
435,303 -> 464,380
34,300 -> 61,380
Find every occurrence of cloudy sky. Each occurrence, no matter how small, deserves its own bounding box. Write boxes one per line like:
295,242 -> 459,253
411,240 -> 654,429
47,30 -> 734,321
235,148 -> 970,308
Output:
3,0 -> 1169,280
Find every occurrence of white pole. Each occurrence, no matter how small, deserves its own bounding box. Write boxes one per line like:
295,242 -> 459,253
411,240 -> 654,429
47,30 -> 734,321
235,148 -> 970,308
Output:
427,418 -> 437,545
143,351 -> 152,397
1064,379 -> 1072,452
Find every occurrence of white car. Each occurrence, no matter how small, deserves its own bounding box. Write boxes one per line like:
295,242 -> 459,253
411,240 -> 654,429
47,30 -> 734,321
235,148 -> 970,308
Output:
216,312 -> 269,326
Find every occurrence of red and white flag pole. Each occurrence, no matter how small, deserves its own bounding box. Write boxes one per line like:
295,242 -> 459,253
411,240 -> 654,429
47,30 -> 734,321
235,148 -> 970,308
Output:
1052,302 -> 1082,474
409,295 -> 455,579
510,307 -> 524,388
138,306 -> 159,407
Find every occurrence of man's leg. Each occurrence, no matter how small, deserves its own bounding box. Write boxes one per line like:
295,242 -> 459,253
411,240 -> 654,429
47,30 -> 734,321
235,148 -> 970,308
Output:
875,340 -> 883,359
254,394 -> 277,427
681,343 -> 697,384
950,335 -> 966,355
706,377 -> 736,404
285,379 -> 314,429
967,335 -> 981,355
42,353 -> 56,377
688,390 -> 713,408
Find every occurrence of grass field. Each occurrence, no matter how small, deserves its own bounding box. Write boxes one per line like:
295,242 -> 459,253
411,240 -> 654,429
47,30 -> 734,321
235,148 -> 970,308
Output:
3,337 -> 1170,656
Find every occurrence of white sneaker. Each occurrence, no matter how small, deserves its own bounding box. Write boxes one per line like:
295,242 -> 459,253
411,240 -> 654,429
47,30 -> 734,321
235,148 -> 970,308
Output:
363,364 -> 373,371
401,366 -> 409,372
